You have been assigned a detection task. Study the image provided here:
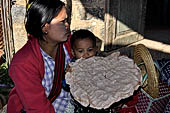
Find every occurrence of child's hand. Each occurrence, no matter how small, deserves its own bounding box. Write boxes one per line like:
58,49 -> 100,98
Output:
65,64 -> 73,72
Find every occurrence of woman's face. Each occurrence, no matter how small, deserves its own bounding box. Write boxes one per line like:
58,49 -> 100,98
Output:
43,6 -> 70,43
72,38 -> 96,59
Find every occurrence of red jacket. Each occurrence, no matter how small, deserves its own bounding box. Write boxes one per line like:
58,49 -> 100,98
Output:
7,37 -> 72,113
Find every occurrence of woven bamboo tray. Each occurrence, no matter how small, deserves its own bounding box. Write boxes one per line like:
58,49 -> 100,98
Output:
134,44 -> 159,98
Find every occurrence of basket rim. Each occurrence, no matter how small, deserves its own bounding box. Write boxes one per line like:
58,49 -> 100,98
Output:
133,44 -> 159,98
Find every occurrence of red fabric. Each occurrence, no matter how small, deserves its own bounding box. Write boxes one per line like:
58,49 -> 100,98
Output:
64,34 -> 73,58
7,36 -> 72,113
48,44 -> 65,103
118,106 -> 137,113
118,95 -> 138,113
126,95 -> 138,107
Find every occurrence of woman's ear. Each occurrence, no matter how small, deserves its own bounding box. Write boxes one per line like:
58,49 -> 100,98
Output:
42,23 -> 49,34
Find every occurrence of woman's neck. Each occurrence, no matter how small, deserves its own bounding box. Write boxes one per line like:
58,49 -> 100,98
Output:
39,39 -> 58,60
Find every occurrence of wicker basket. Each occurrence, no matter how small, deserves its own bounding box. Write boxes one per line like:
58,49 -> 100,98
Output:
133,44 -> 159,98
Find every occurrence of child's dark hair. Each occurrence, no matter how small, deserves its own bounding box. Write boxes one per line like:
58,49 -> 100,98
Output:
25,0 -> 65,40
70,29 -> 96,48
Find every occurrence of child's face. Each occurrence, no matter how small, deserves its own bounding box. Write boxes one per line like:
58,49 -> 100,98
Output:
72,38 -> 96,59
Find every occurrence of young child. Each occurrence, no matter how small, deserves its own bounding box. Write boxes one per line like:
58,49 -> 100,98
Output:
70,29 -> 97,60
64,29 -> 98,112
63,29 -> 98,112
65,29 -> 97,73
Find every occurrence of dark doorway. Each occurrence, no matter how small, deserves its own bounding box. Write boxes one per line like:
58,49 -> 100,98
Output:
144,0 -> 170,44
145,0 -> 170,29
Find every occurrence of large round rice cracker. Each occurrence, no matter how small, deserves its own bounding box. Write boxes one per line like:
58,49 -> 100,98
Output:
65,52 -> 142,109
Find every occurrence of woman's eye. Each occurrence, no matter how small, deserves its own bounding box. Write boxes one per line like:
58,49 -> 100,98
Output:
60,20 -> 64,23
60,18 -> 68,23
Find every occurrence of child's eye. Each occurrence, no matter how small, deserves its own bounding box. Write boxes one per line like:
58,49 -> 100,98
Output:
78,50 -> 83,53
88,48 -> 94,52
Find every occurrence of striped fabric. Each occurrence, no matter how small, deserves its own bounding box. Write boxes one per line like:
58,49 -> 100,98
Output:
41,44 -> 71,113
48,44 -> 66,102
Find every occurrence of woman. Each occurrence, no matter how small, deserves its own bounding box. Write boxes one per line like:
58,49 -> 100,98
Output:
7,0 -> 73,112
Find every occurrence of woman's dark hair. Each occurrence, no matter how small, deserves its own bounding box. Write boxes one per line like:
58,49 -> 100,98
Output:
25,0 -> 65,39
70,29 -> 97,48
